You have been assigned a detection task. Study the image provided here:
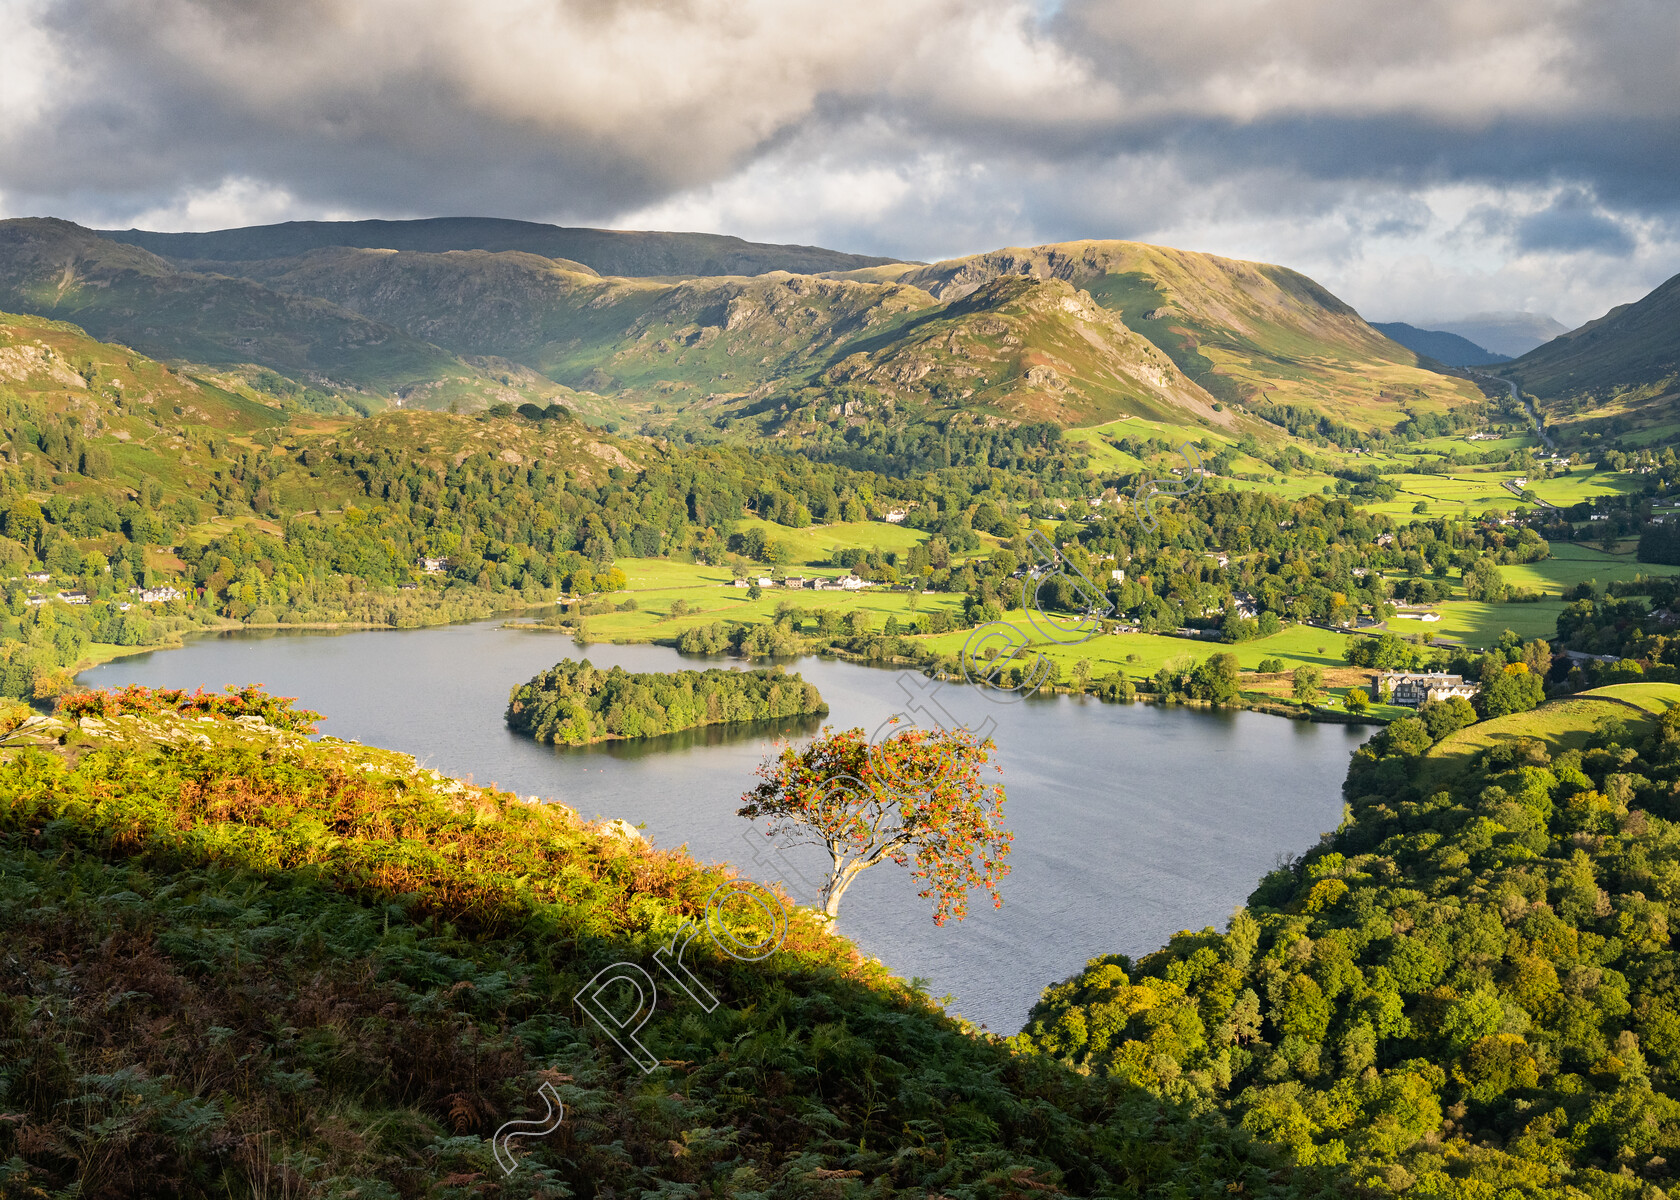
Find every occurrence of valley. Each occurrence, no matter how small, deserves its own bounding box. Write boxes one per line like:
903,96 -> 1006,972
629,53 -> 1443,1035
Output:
3,213 -> 1680,1199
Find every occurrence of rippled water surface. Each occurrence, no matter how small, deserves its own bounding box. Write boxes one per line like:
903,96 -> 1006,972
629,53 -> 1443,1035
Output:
82,620 -> 1367,1032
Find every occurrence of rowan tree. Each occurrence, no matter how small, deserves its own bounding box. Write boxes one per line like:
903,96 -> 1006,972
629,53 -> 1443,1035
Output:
739,722 -> 1010,924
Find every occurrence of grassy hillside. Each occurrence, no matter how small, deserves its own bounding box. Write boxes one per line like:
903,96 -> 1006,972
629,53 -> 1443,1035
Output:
0,686 -> 1344,1198
0,309 -> 637,516
0,220 -> 575,410
0,310 -> 316,510
101,215 -> 907,279
199,246 -> 1241,437
211,246 -> 934,412
33,222 -> 1500,445
813,274 -> 1231,430
887,240 -> 1489,434
1506,272 -> 1680,446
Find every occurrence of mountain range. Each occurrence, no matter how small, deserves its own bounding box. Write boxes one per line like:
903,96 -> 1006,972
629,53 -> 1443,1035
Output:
0,217 -> 1493,442
2,215 -> 1675,454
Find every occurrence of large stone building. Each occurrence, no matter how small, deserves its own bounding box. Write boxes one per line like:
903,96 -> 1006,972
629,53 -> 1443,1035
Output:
1377,671 -> 1479,707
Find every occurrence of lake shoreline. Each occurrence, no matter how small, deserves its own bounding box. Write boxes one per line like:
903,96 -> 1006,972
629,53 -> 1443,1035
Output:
75,611 -> 1389,729
73,615 -> 1365,1034
499,618 -> 1395,728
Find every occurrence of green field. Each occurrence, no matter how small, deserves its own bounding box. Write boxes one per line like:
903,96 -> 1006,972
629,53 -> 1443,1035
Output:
1374,543 -> 1679,650
1500,542 -> 1680,592
726,517 -> 932,566
1064,416 -> 1606,523
592,530 -> 1675,699
571,560 -> 1368,689
563,557 -> 966,645
1420,684 -> 1680,785
1520,468 -> 1646,506
1586,681 -> 1680,714
917,608 -> 1357,677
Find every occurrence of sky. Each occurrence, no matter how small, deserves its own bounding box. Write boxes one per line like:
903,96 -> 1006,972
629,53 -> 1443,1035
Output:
2,0 -> 1677,329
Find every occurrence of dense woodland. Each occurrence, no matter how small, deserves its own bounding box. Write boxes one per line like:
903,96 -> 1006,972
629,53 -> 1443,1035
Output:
1018,694 -> 1680,1197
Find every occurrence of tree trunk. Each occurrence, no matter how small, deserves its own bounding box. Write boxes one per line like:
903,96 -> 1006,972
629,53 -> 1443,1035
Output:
822,859 -> 866,920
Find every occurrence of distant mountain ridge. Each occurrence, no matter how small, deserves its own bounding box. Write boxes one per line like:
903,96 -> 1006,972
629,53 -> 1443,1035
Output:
1370,322 -> 1509,366
1431,311 -> 1568,358
97,216 -> 907,279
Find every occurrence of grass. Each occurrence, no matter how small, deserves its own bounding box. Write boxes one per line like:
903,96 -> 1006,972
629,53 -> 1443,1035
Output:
1584,682 -> 1680,714
573,561 -> 1372,699
1500,542 -> 1680,593
1407,599 -> 1567,647
1521,468 -> 1648,507
1371,543 -> 1680,650
1420,691 -> 1666,785
915,608 -> 1358,678
566,559 -> 966,644
727,517 -> 929,566
1063,415 -> 1590,524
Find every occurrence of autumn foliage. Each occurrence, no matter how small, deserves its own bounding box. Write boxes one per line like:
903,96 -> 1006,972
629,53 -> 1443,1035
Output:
739,722 -> 1011,924
56,682 -> 325,733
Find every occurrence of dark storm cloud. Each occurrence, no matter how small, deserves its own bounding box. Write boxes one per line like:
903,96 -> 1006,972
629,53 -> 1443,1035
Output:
1515,190 -> 1638,256
2,0 -> 1672,228
1,0 -> 1677,326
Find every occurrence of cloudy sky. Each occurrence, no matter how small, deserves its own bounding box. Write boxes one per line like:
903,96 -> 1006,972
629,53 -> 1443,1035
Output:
3,0 -> 1677,327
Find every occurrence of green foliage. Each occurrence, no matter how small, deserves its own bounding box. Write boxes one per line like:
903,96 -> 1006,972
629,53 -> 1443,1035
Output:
1190,651 -> 1243,704
506,658 -> 826,744
1292,665 -> 1324,703
1464,556 -> 1509,603
1476,665 -> 1546,718
1019,693 -> 1680,1195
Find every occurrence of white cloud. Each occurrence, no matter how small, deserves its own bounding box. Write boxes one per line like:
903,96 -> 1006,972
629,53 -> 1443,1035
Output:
121,177 -> 363,233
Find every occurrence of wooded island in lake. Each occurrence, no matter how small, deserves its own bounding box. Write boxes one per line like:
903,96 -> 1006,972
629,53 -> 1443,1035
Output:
505,658 -> 828,745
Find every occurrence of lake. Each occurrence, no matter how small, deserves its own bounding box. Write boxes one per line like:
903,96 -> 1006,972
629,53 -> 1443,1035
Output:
80,620 -> 1368,1033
